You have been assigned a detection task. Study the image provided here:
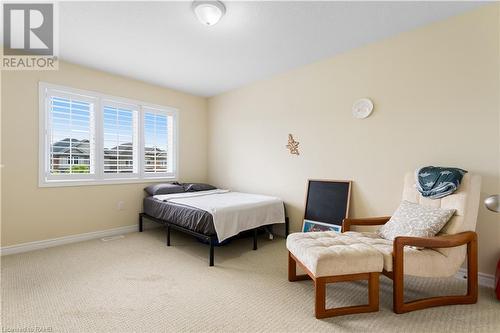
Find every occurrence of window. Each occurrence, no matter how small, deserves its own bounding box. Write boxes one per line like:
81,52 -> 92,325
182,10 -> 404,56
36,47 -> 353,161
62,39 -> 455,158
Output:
103,103 -> 138,175
39,82 -> 178,187
48,95 -> 95,176
144,109 -> 173,174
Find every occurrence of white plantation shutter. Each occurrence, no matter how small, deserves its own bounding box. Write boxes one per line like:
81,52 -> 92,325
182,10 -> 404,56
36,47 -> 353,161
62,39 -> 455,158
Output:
46,92 -> 95,176
39,82 -> 177,186
143,109 -> 174,175
102,102 -> 138,175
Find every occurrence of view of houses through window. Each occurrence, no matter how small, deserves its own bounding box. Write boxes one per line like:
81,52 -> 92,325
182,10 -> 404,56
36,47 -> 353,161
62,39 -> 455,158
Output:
49,100 -> 170,175
51,138 -> 92,174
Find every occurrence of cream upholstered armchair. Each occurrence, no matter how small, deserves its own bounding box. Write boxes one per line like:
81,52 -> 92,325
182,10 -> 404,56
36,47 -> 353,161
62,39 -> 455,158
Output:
342,172 -> 481,314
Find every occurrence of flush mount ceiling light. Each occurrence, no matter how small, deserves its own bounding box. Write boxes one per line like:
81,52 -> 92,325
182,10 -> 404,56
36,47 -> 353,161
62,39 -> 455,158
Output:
193,1 -> 226,26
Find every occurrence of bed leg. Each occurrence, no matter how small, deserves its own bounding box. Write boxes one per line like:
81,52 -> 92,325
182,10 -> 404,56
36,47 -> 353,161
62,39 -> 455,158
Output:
253,229 -> 258,250
166,225 -> 171,246
139,214 -> 143,232
209,240 -> 214,267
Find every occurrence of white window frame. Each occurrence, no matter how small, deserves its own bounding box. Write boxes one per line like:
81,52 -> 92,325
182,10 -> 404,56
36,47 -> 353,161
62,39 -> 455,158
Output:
41,86 -> 97,183
142,106 -> 176,178
39,82 -> 179,187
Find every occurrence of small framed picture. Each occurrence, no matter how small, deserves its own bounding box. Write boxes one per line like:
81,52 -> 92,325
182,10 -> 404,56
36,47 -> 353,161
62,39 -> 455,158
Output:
302,220 -> 341,233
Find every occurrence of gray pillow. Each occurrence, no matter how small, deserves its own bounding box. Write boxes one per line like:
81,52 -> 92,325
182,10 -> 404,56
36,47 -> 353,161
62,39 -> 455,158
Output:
182,183 -> 217,192
144,183 -> 184,196
378,200 -> 455,241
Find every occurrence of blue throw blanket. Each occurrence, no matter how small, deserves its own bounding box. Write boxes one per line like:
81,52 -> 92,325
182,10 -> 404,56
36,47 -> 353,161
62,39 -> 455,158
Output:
416,166 -> 467,199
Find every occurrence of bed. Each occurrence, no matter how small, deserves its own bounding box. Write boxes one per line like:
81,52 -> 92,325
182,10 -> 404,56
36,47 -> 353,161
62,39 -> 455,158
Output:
140,184 -> 288,266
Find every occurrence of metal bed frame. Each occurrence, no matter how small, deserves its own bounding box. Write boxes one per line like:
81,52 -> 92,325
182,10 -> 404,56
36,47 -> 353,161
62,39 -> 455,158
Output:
139,212 -> 289,266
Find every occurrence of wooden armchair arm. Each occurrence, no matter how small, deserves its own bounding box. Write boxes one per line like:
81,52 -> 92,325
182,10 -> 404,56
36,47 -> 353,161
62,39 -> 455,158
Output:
393,231 -> 477,252
342,216 -> 391,232
392,231 -> 478,313
393,231 -> 477,278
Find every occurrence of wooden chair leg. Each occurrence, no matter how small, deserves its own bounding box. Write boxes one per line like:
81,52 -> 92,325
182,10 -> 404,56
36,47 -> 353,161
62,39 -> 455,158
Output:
466,238 -> 478,303
392,237 -> 478,314
393,252 -> 405,314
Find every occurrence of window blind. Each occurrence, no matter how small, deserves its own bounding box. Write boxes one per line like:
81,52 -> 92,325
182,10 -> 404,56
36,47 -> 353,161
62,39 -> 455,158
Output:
40,82 -> 177,186
144,111 -> 170,173
49,96 -> 94,175
103,105 -> 137,174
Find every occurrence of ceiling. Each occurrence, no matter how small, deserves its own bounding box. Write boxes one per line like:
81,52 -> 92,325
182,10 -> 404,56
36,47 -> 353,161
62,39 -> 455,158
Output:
60,1 -> 484,97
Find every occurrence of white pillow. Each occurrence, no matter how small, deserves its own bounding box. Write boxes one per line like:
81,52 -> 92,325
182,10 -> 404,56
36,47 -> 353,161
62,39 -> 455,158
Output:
378,200 -> 455,241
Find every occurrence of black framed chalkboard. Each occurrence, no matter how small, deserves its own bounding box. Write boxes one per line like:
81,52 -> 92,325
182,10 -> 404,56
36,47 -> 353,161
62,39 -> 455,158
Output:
303,180 -> 352,227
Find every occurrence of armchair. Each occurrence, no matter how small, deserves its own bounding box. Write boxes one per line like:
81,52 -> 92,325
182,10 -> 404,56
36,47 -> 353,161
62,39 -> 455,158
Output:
342,172 -> 481,314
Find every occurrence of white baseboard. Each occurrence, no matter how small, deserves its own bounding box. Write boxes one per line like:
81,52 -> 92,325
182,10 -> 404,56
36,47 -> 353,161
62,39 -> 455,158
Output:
0,225 -> 138,256
455,268 -> 496,289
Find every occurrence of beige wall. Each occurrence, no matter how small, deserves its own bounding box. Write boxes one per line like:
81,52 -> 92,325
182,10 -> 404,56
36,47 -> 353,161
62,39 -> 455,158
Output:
1,5 -> 498,277
208,5 -> 500,275
1,61 -> 208,246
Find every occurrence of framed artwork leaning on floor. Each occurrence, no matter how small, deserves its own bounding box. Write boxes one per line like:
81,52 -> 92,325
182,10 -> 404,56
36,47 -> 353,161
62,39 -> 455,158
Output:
302,179 -> 352,233
302,220 -> 341,233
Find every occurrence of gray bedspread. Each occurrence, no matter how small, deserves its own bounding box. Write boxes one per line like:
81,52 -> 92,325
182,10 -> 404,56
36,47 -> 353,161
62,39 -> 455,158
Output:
143,196 -> 216,236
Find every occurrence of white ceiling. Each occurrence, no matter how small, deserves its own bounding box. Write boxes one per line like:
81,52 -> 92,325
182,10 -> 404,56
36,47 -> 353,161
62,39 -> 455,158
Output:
60,1 -> 484,97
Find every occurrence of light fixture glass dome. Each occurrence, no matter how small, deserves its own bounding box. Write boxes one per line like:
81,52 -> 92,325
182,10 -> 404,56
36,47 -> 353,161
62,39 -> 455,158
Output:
193,1 -> 226,26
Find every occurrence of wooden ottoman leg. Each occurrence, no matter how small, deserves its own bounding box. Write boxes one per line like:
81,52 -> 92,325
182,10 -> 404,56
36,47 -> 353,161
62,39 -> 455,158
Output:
288,251 -> 296,281
368,272 -> 380,312
314,272 -> 380,319
288,252 -> 310,282
315,278 -> 327,318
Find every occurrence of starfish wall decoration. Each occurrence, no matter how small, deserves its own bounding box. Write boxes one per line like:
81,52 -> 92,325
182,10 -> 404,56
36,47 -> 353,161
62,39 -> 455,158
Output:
286,134 -> 300,155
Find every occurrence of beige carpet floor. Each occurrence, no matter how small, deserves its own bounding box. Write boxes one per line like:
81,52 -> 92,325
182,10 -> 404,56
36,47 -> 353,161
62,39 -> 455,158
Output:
1,228 -> 499,333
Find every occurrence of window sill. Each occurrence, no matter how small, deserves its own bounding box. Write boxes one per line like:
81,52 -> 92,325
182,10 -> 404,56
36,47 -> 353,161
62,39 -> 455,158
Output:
39,176 -> 178,188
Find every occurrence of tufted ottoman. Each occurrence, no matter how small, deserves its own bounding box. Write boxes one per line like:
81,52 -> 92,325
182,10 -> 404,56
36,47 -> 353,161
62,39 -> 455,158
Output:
286,231 -> 384,319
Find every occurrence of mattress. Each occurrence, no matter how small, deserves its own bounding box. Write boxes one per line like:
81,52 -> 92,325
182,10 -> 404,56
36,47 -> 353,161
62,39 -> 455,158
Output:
153,190 -> 286,242
143,196 -> 216,236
